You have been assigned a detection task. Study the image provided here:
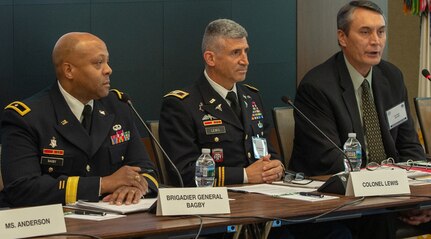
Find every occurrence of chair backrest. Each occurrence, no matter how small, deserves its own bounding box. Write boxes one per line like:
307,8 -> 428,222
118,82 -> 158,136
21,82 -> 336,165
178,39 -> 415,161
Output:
272,107 -> 295,167
145,120 -> 172,186
414,97 -> 431,154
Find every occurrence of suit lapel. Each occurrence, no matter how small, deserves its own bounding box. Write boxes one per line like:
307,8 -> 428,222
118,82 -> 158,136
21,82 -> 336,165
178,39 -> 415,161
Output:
337,55 -> 366,146
90,101 -> 115,156
50,85 -> 92,155
198,77 -> 243,129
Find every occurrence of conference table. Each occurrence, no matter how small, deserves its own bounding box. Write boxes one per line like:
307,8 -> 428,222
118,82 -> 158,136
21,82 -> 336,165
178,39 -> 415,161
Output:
44,181 -> 431,239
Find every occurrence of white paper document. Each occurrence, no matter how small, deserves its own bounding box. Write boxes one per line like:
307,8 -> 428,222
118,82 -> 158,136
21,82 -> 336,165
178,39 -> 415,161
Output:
228,184 -> 338,202
67,198 -> 157,214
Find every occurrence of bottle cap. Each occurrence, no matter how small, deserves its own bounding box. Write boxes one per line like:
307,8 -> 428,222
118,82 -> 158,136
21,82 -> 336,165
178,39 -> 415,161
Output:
348,133 -> 356,138
201,148 -> 211,154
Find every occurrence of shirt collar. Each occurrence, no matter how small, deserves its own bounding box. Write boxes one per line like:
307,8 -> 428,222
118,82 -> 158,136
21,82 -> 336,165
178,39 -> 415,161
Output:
57,81 -> 94,122
204,70 -> 238,100
344,55 -> 373,91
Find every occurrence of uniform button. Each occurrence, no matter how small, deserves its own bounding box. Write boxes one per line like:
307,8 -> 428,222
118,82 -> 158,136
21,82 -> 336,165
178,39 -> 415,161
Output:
261,132 -> 264,136
48,167 -> 54,173
214,137 -> 219,142
121,156 -> 125,161
86,165 -> 91,172
247,152 -> 251,159
245,134 -> 248,140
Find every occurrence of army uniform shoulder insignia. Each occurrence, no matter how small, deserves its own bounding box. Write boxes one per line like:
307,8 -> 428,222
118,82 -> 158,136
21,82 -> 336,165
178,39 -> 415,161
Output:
164,90 -> 189,99
110,89 -> 125,101
243,84 -> 259,92
5,101 -> 31,116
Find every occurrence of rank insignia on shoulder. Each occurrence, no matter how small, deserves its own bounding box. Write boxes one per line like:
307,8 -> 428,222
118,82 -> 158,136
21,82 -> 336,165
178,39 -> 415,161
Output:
243,84 -> 259,92
110,89 -> 125,101
5,101 -> 31,116
164,90 -> 189,99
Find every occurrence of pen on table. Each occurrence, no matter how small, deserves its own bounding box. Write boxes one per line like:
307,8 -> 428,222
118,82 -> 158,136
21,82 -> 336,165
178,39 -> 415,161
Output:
299,192 -> 324,198
73,210 -> 107,216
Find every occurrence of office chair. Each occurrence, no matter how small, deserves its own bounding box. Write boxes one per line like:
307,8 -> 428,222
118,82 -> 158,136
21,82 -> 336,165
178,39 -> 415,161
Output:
414,97 -> 431,154
272,107 -> 295,167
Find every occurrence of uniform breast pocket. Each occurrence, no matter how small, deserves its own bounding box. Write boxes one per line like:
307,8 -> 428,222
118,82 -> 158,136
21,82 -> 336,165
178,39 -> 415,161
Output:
40,155 -> 72,176
251,123 -> 264,137
109,142 -> 128,165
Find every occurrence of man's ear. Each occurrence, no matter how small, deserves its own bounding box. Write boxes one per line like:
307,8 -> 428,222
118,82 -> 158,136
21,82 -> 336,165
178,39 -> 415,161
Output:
337,29 -> 347,48
203,51 -> 216,67
63,63 -> 73,79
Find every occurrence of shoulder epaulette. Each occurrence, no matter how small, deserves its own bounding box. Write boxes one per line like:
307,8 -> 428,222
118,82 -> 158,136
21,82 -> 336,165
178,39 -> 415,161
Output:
5,101 -> 31,116
243,84 -> 259,92
164,90 -> 189,99
110,89 -> 125,101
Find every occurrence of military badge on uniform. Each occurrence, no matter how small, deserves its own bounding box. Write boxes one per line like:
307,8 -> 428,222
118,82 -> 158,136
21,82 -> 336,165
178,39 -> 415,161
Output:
258,121 -> 263,128
43,148 -> 64,156
198,102 -> 204,112
251,101 -> 263,120
212,148 -> 224,163
215,104 -> 223,111
61,120 -> 68,125
203,120 -> 222,126
110,129 -> 131,145
49,137 -> 57,148
99,110 -> 106,116
202,114 -> 216,121
113,124 -> 122,131
209,98 -> 216,104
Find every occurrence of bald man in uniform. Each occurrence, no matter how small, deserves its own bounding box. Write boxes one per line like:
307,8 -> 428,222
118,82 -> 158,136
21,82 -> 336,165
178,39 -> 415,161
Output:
0,32 -> 158,207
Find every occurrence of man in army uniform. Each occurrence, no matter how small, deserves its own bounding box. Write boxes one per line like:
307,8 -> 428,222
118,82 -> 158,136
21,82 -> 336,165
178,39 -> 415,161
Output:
159,19 -> 284,187
0,32 -> 158,207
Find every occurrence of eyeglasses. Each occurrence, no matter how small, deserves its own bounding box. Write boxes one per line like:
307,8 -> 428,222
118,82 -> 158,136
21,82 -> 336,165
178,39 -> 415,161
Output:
283,171 -> 313,185
366,157 -> 412,171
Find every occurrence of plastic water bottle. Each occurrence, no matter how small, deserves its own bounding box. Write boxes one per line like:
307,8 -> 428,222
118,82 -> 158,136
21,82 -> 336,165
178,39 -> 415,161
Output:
343,133 -> 362,172
195,148 -> 215,187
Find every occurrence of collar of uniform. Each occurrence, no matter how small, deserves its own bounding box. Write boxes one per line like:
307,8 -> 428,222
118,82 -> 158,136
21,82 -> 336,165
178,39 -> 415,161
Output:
204,70 -> 238,106
57,81 -> 94,122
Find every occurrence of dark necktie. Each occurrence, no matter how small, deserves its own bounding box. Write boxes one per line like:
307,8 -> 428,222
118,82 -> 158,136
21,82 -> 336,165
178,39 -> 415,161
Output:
361,79 -> 386,163
81,104 -> 92,134
226,91 -> 242,120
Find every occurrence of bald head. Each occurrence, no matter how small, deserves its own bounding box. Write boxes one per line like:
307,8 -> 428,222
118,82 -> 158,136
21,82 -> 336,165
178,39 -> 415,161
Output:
52,32 -> 112,104
52,32 -> 105,75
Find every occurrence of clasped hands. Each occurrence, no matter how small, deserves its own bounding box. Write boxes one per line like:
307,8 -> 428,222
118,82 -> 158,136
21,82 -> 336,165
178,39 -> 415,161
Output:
100,165 -> 149,205
246,154 -> 285,184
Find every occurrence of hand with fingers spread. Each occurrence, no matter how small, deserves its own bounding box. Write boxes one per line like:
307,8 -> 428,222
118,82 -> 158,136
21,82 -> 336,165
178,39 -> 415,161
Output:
102,186 -> 144,205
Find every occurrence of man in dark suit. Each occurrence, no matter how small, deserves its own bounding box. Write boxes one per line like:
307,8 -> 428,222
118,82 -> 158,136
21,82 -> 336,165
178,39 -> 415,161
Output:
290,1 -> 426,238
0,32 -> 158,207
159,19 -> 284,187
290,1 -> 425,176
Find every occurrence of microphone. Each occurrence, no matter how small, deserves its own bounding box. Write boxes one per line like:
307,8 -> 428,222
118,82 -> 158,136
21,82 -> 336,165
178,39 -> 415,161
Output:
422,69 -> 431,80
281,96 -> 351,195
118,92 -> 184,187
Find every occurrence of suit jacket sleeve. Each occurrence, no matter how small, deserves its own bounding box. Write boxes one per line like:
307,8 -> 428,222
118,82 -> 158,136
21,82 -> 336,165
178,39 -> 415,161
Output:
290,81 -> 346,176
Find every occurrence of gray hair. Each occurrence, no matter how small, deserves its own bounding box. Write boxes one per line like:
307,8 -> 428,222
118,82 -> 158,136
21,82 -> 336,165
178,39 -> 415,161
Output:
337,1 -> 385,35
201,19 -> 248,53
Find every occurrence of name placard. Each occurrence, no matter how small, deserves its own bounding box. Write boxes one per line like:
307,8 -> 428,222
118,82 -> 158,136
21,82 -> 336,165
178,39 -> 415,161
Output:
156,187 -> 230,216
345,169 -> 410,197
0,204 -> 66,239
